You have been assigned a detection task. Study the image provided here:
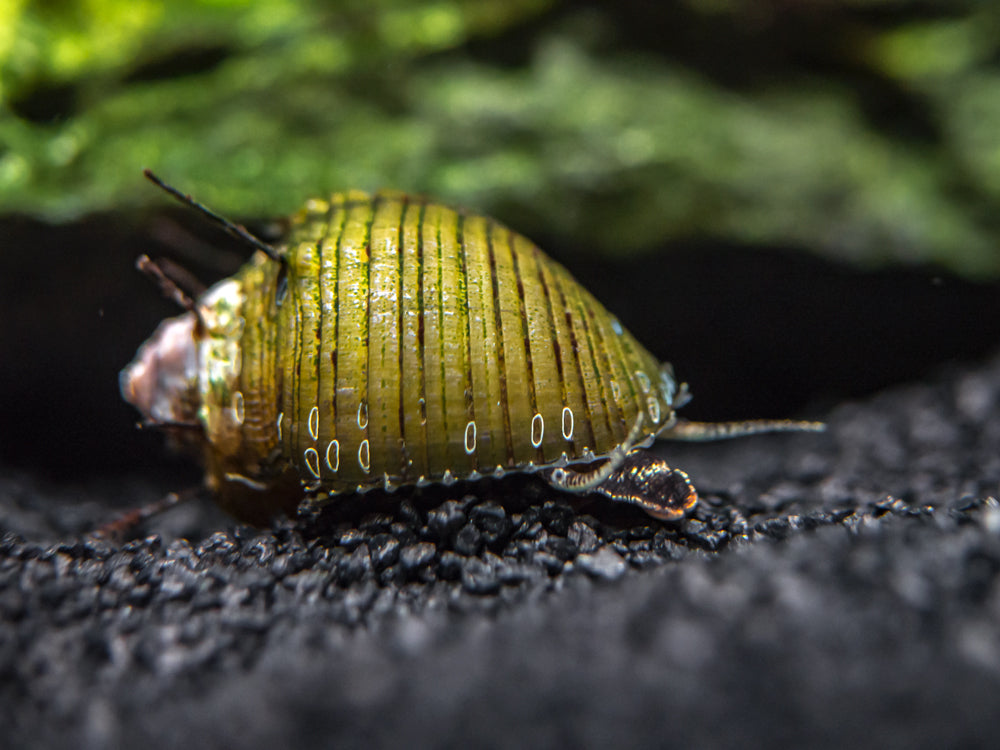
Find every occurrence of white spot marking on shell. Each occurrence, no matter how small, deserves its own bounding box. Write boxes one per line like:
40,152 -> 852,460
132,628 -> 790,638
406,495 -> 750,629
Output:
636,370 -> 651,394
303,447 -> 321,479
531,413 -> 544,448
561,406 -> 574,440
647,395 -> 661,424
357,400 -> 368,430
358,439 -> 370,473
325,440 -> 340,472
223,472 -> 268,491
611,317 -> 623,336
276,412 -> 283,441
659,368 -> 676,405
232,391 -> 244,425
308,406 -> 319,441
610,379 -> 621,402
464,420 -> 477,455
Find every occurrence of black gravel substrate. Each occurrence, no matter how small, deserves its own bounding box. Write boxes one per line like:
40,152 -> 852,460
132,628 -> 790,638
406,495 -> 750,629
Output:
4,347 -> 1000,749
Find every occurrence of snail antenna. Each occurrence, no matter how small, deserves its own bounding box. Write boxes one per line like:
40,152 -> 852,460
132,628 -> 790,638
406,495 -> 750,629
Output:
143,169 -> 284,264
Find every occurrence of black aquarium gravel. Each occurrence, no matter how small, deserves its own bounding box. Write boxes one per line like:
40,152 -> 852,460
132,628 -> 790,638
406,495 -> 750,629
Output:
3,347 -> 1000,749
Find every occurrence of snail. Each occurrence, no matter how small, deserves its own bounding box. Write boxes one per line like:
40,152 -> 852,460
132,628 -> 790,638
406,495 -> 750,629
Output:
121,171 -> 822,525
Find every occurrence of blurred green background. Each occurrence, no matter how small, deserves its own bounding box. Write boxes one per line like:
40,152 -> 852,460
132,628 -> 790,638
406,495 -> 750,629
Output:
2,0 -> 1000,277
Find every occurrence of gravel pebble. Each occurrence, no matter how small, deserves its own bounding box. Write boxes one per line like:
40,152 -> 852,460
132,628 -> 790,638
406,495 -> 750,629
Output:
575,546 -> 627,581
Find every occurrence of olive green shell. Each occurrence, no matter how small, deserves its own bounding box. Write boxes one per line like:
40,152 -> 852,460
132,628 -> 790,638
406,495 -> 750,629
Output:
228,190 -> 675,496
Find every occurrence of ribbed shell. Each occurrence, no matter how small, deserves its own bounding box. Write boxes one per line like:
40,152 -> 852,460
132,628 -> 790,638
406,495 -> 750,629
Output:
236,190 -> 673,493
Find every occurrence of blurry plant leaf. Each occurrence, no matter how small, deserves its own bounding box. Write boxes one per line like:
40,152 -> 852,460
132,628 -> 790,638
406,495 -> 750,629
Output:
2,0 -> 1000,278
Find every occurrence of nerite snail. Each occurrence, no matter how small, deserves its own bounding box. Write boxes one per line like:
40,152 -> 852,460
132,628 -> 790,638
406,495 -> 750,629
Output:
121,171 -> 822,525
